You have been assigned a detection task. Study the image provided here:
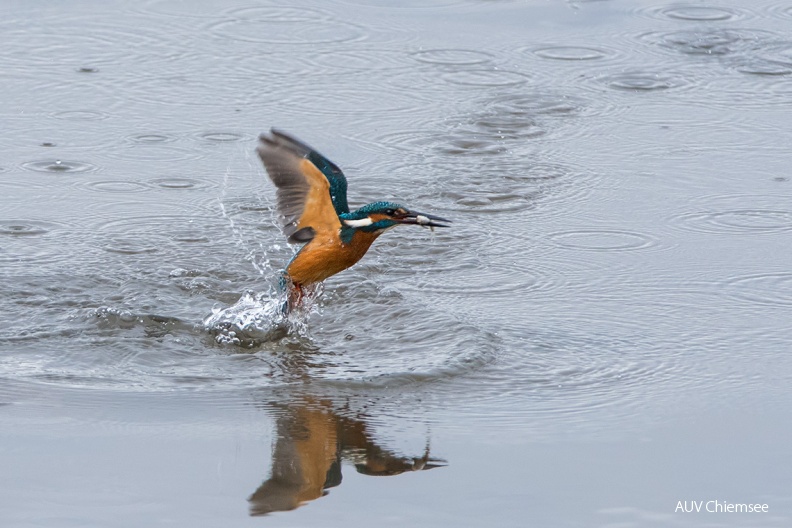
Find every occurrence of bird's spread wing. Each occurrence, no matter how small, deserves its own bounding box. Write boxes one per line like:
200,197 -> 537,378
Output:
257,129 -> 349,243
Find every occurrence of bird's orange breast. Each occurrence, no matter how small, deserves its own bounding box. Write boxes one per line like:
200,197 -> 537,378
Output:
286,230 -> 378,285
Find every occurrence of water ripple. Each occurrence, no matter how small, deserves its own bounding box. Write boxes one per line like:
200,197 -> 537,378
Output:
96,214 -> 226,256
373,225 -> 566,298
441,69 -> 531,88
0,304 -> 288,390
224,5 -> 327,21
136,0 -> 223,19
420,158 -> 597,218
118,74 -> 267,107
532,46 -> 611,61
340,0 -> 468,7
734,41 -> 792,76
735,58 -> 792,76
486,91 -> 596,120
364,129 -> 441,155
598,71 -> 685,92
0,220 -> 61,237
306,49 -> 414,73
765,3 -> 792,20
547,229 -> 658,251
674,210 -> 792,234
0,282 -> 502,393
82,181 -> 152,194
0,220 -> 77,265
369,90 -> 588,159
274,83 -> 434,118
440,186 -> 539,213
669,194 -> 792,234
21,160 -> 99,174
438,130 -> 539,157
6,126 -> 115,152
305,304 -> 499,387
149,177 -> 218,190
726,273 -> 792,306
641,28 -> 776,57
111,143 -> 202,163
412,48 -> 495,66
638,5 -> 748,22
206,7 -> 365,45
51,110 -> 111,121
401,261 -> 566,298
127,133 -> 178,144
418,323 -> 690,425
195,131 -> 250,143
1,14 -> 184,69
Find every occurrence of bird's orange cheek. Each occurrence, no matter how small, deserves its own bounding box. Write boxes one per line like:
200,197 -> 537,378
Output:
368,214 -> 389,223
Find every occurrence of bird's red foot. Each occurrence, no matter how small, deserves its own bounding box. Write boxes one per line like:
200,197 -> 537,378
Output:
287,282 -> 304,312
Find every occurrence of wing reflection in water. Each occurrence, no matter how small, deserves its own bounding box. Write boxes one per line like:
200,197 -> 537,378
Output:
248,397 -> 446,516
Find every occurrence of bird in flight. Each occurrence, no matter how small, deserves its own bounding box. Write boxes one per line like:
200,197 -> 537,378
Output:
257,129 -> 450,310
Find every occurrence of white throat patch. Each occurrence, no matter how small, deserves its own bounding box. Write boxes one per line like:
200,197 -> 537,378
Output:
343,217 -> 373,228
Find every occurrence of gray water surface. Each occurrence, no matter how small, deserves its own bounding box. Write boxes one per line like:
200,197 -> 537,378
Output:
2,0 -> 791,526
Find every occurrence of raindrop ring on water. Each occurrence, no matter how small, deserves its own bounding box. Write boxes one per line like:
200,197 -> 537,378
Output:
21,160 -> 99,173
548,229 -> 656,251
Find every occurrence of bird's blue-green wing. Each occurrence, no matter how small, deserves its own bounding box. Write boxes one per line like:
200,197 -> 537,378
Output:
257,129 -> 348,243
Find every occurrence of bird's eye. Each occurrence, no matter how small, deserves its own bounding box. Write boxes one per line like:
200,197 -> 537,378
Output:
384,208 -> 396,216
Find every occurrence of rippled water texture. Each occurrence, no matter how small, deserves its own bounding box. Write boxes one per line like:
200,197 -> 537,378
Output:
1,0 -> 791,526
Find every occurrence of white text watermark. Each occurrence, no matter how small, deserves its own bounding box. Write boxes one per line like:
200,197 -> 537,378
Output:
675,501 -> 768,514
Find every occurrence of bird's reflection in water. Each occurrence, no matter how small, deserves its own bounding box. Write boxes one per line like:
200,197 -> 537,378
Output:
249,397 -> 446,516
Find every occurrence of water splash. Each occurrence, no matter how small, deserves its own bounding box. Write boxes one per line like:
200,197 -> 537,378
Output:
209,162 -> 329,346
203,283 -> 324,347
217,166 -> 281,277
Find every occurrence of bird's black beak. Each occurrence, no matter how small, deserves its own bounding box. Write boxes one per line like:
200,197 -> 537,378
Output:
395,210 -> 451,229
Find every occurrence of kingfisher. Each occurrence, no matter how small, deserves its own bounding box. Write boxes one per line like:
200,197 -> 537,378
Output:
256,129 -> 450,309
